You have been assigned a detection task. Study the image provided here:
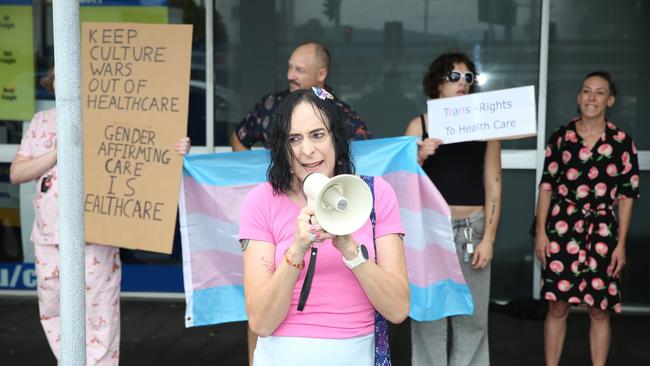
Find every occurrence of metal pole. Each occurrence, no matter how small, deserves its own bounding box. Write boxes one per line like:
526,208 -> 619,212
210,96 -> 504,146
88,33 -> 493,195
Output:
532,0 -> 550,300
52,0 -> 86,364
206,0 -> 215,150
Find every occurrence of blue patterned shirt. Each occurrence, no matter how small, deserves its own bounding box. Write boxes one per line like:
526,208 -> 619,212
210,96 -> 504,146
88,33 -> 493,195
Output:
234,89 -> 371,148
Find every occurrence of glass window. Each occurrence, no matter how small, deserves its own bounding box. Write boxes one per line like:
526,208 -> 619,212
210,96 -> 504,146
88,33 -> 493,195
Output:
492,170 -> 536,300
547,0 -> 650,149
214,0 -> 541,148
0,1 -> 207,147
621,171 -> 649,305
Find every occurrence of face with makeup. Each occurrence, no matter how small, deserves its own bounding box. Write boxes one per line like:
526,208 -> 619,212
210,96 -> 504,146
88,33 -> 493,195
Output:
288,101 -> 336,188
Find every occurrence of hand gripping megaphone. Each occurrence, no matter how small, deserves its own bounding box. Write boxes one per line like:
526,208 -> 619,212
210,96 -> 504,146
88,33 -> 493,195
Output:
302,173 -> 373,236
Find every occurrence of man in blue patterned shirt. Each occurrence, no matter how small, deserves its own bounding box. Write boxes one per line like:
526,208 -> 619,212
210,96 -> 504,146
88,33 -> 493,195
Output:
230,42 -> 371,151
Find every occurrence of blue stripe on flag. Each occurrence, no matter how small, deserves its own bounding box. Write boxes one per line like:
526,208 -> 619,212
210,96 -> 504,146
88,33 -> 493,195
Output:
352,137 -> 422,176
184,137 -> 424,187
191,285 -> 248,326
183,149 -> 269,186
409,280 -> 474,321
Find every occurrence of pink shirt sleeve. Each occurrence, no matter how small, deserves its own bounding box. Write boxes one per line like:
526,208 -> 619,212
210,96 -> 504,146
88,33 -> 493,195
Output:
17,111 -> 44,158
373,176 -> 404,238
238,183 -> 274,243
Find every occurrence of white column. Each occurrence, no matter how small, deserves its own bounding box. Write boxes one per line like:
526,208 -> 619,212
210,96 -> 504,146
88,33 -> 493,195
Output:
52,0 -> 86,364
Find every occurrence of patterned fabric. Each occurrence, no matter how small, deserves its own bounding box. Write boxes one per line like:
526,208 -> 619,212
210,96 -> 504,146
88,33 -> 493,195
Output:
361,175 -> 392,366
539,118 -> 640,312
234,89 -> 371,148
17,108 -> 59,245
35,243 -> 121,365
18,108 -> 122,364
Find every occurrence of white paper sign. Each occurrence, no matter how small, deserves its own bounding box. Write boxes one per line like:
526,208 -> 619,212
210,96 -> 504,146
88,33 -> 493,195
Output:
427,85 -> 537,144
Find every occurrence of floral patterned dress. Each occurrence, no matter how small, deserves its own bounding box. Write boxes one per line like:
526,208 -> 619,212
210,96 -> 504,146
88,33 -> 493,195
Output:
539,118 -> 640,312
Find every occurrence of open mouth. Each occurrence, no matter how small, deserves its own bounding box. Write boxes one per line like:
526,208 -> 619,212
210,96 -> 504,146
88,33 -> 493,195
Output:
456,90 -> 467,96
301,161 -> 324,172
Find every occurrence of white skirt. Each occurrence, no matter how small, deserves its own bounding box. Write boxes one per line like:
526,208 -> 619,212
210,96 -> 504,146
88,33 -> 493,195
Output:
253,333 -> 375,366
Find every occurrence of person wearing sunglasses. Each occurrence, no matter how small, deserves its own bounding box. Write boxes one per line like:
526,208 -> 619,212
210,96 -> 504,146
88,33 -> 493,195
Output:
404,52 -> 502,366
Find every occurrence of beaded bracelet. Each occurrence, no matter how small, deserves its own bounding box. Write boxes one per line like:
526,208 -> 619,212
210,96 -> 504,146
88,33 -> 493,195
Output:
284,250 -> 305,270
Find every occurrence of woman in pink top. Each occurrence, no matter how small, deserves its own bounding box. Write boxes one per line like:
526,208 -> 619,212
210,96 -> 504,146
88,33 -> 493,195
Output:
239,88 -> 409,366
10,69 -> 191,365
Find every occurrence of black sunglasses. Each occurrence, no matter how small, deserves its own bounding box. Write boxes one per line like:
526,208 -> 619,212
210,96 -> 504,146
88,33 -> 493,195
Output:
445,71 -> 476,85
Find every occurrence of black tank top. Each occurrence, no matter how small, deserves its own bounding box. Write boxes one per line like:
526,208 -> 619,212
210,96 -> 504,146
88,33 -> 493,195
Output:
420,115 -> 486,206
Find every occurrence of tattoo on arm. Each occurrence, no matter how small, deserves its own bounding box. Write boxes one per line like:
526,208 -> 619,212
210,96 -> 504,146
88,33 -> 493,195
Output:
261,256 -> 275,274
241,239 -> 249,252
489,204 -> 496,225
488,196 -> 497,225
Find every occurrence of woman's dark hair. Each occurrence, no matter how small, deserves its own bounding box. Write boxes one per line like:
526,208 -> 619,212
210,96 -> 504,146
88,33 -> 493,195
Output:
582,71 -> 617,97
267,89 -> 354,195
422,52 -> 478,99
40,67 -> 55,94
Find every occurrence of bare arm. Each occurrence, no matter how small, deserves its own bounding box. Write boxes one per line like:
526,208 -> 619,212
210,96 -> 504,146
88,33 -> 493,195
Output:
243,206 -> 316,336
610,198 -> 634,277
473,140 -> 501,269
10,151 -> 57,184
230,131 -> 250,152
534,189 -> 553,268
334,234 -> 410,323
243,239 -> 305,337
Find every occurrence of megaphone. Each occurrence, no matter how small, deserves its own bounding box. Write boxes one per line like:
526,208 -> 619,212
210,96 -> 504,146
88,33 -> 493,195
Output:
302,173 -> 373,236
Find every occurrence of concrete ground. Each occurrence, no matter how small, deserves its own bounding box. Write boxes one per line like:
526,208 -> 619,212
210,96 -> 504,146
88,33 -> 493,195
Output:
1,296 -> 648,365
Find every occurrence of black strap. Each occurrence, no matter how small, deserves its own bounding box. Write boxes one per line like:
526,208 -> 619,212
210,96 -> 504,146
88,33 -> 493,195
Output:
297,247 -> 318,311
419,114 -> 428,140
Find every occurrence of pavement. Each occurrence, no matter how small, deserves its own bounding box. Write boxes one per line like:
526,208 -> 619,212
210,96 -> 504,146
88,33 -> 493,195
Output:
1,296 -> 648,365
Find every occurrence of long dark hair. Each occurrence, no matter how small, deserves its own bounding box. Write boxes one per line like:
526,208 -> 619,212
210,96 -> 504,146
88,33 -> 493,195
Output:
267,89 -> 354,195
422,52 -> 478,99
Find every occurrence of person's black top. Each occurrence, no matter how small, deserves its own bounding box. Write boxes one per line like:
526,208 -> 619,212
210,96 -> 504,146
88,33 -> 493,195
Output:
420,115 -> 486,206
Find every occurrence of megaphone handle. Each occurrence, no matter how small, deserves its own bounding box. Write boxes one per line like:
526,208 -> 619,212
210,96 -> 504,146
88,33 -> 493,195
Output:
297,247 -> 318,312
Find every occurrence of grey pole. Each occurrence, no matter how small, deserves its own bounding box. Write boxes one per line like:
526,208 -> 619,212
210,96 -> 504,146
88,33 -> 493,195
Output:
206,0 -> 214,150
52,0 -> 86,365
532,0 -> 551,300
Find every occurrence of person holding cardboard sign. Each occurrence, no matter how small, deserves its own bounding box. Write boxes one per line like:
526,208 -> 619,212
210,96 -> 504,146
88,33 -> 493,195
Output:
9,68 -> 191,365
534,71 -> 640,366
239,89 -> 409,366
405,53 -> 502,366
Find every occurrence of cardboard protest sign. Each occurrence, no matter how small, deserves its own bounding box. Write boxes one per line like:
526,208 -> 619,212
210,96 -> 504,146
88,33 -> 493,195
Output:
82,22 -> 192,254
427,85 -> 537,144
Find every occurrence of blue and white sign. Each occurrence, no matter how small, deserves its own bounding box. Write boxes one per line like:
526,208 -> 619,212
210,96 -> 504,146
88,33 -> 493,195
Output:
427,85 -> 537,144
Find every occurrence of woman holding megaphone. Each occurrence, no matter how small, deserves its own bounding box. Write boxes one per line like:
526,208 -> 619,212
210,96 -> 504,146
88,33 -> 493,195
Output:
239,88 -> 409,366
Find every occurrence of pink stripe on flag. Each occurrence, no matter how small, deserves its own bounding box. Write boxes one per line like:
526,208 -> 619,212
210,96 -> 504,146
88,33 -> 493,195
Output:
382,172 -> 451,216
183,176 -> 258,224
191,250 -> 244,290
405,245 -> 466,287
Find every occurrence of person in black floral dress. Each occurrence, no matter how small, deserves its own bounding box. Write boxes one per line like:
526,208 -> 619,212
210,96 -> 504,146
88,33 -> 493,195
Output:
534,71 -> 640,366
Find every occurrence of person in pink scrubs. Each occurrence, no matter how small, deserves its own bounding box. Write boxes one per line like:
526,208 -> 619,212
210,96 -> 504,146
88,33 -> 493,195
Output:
10,68 -> 191,365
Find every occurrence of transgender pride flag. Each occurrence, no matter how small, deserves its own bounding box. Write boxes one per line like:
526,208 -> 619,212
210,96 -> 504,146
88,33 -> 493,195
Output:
179,136 -> 473,327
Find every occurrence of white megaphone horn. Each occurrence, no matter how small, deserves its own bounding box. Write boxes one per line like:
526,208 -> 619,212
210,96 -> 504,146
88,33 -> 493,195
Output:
302,173 -> 373,236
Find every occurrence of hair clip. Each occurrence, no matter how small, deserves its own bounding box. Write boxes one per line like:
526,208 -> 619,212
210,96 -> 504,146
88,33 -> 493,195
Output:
312,87 -> 334,101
